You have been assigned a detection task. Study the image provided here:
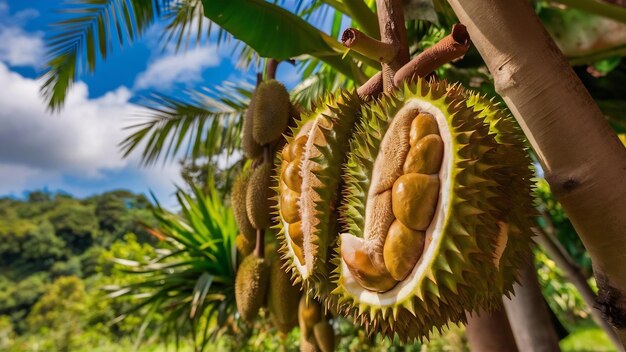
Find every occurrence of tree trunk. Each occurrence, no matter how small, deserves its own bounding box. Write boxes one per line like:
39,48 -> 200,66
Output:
466,306 -> 519,352
447,0 -> 626,344
503,253 -> 561,351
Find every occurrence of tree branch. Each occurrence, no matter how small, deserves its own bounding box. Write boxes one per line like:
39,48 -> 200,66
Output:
376,0 -> 410,91
342,28 -> 398,63
394,24 -> 470,86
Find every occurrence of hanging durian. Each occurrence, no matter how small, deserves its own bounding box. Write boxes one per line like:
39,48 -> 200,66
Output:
313,320 -> 336,352
246,161 -> 274,230
232,170 -> 256,241
252,79 -> 291,146
235,254 -> 269,322
324,79 -> 534,340
298,295 -> 322,339
276,91 -> 362,299
268,253 -> 301,333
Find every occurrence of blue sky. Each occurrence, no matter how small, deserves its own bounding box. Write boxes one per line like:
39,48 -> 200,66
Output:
0,0 -> 302,206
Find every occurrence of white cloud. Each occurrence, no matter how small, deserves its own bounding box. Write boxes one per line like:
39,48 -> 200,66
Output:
0,2 -> 45,67
134,46 -> 221,90
0,62 -> 182,201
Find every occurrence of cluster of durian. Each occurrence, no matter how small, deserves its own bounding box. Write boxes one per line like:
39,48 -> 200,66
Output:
232,79 -> 301,332
274,79 -> 534,341
299,296 -> 336,352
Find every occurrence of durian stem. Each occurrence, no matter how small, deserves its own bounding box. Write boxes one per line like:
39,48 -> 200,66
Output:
534,226 -> 625,350
447,0 -> 626,343
266,59 -> 279,80
466,306 -> 519,351
393,24 -> 470,87
375,0 -> 410,91
341,28 -> 398,63
254,229 -> 264,258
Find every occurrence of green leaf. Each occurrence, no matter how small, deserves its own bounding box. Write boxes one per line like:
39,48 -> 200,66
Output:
202,0 -> 336,59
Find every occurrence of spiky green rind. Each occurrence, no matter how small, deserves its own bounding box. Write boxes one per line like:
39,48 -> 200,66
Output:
268,255 -> 301,333
243,90 -> 263,158
330,79 -> 533,341
235,255 -> 270,322
253,79 -> 291,145
246,162 -> 274,230
461,88 -> 535,306
232,170 -> 256,241
273,90 -> 362,305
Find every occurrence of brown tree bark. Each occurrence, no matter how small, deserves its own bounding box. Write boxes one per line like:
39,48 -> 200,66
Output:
375,0 -> 410,90
466,306 -> 519,352
447,0 -> 626,345
503,253 -> 561,352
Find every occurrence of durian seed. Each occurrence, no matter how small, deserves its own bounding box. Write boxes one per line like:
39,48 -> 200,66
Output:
292,242 -> 305,265
280,188 -> 300,224
246,162 -> 274,230
313,321 -> 336,352
289,136 -> 308,162
383,220 -> 426,281
298,295 -> 322,339
409,112 -> 439,147
289,221 -> 304,247
282,160 -> 302,191
235,255 -> 269,322
252,79 -> 291,145
403,134 -> 444,175
340,234 -> 397,292
392,173 -> 440,231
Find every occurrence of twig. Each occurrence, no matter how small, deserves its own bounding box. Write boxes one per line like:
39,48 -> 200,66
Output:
394,24 -> 471,86
356,72 -> 383,100
356,24 -> 471,100
341,28 -> 398,63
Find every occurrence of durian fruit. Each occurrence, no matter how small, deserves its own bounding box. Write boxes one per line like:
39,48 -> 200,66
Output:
246,162 -> 274,230
329,79 -> 534,341
313,320 -> 336,352
298,295 -> 322,339
243,91 -> 263,159
268,254 -> 301,333
235,254 -> 269,322
252,79 -> 291,145
276,90 -> 362,299
300,333 -> 320,352
231,170 -> 256,241
236,233 -> 255,257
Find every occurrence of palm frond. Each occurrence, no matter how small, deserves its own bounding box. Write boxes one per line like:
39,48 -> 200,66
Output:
106,183 -> 238,350
120,81 -> 254,166
41,0 -> 173,111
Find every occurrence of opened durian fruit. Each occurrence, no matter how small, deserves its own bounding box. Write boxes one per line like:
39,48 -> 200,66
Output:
275,79 -> 534,341
275,91 -> 362,300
